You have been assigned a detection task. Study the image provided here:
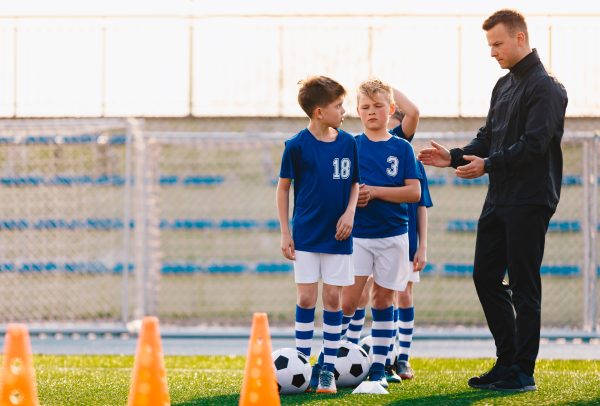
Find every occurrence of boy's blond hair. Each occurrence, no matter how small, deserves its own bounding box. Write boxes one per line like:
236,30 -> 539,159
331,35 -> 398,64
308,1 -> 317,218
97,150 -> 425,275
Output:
357,78 -> 394,104
297,76 -> 346,118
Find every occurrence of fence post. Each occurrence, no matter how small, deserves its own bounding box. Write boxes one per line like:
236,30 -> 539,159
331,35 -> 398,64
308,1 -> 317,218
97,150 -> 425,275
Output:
121,118 -> 134,323
132,119 -> 149,319
582,135 -> 599,332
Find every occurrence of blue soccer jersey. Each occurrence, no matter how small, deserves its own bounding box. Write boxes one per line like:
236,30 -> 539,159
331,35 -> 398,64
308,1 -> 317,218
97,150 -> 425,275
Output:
353,133 -> 420,238
407,161 -> 433,260
279,128 -> 360,254
389,125 -> 433,261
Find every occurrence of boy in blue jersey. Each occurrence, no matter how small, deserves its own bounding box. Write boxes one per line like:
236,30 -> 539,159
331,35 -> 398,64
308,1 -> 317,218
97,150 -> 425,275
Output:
276,75 -> 360,394
343,91 -> 432,384
388,106 -> 433,381
341,79 -> 420,389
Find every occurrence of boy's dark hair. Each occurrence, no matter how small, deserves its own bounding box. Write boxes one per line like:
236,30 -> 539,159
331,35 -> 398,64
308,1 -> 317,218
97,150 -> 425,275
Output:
297,76 -> 346,118
391,108 -> 405,123
482,9 -> 528,40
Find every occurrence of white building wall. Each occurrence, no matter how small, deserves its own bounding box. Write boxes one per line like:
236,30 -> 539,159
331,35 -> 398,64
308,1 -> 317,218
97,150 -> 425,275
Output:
0,1 -> 598,117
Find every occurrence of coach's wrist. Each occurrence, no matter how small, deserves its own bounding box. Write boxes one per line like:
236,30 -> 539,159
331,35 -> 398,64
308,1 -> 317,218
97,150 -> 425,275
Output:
483,158 -> 492,173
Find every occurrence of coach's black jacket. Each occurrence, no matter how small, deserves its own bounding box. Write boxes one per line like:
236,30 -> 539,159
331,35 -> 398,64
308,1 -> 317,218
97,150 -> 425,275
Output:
449,49 -> 568,211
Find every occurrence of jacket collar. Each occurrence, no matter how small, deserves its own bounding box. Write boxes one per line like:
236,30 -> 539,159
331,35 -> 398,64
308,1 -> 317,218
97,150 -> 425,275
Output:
510,48 -> 541,77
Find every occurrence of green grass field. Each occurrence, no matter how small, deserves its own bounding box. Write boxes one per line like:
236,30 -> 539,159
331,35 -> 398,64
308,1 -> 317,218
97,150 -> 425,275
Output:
28,355 -> 600,405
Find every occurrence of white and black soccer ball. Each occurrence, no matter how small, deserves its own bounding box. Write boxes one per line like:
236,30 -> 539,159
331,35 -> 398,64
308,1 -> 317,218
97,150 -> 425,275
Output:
333,341 -> 370,387
272,348 -> 311,394
359,335 -> 374,363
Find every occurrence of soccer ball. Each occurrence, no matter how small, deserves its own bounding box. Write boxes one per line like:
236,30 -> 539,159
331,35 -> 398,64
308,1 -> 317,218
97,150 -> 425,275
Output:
359,335 -> 374,363
272,348 -> 311,394
333,341 -> 370,387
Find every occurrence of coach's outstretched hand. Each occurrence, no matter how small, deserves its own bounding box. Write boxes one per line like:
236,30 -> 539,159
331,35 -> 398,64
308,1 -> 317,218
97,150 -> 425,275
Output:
418,141 -> 451,168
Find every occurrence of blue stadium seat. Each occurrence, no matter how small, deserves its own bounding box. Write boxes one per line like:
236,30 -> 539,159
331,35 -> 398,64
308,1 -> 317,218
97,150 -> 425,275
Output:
256,263 -> 293,273
0,261 -> 592,276
426,175 -> 447,186
540,265 -> 579,276
218,219 -> 259,230
183,176 -> 224,186
441,263 -> 583,276
160,175 -> 179,185
448,219 -> 583,233
0,173 -> 221,187
453,175 -> 489,186
443,263 -> 474,275
446,219 -> 477,232
562,175 -> 582,186
0,134 -> 127,145
161,262 -> 200,274
206,264 -> 246,273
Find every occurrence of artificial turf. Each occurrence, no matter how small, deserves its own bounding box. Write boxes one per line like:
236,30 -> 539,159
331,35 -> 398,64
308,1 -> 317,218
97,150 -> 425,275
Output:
26,355 -> 600,405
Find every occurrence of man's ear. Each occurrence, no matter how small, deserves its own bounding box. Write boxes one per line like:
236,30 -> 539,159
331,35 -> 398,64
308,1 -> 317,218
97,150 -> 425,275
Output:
389,103 -> 396,116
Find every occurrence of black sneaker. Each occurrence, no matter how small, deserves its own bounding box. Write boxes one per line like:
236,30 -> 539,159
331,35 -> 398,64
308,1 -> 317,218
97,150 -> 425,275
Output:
468,363 -> 511,389
491,365 -> 537,392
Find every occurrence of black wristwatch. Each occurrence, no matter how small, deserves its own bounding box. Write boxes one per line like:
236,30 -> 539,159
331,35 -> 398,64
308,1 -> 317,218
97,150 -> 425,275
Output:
483,158 -> 492,173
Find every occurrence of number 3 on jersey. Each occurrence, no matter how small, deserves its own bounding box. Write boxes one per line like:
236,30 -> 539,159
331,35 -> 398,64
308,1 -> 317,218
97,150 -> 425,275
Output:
386,156 -> 398,177
333,158 -> 351,179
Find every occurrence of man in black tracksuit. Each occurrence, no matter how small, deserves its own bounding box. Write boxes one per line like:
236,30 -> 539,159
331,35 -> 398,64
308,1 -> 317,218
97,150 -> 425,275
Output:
419,10 -> 567,392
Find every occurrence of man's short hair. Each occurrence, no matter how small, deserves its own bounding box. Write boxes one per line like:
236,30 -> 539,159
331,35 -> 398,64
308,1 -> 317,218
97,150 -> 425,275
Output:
357,78 -> 393,104
482,9 -> 528,40
297,76 -> 346,118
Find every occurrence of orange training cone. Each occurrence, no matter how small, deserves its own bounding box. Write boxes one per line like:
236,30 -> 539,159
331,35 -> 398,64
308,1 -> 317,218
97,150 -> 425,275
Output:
239,313 -> 280,406
0,324 -> 39,406
127,316 -> 170,406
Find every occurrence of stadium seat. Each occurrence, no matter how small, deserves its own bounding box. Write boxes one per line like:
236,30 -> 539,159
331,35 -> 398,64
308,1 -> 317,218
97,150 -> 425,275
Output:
447,219 -> 583,233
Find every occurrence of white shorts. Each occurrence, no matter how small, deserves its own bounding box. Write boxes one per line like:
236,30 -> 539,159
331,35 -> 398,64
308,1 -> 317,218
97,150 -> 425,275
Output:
293,251 -> 354,286
408,262 -> 421,283
353,234 -> 411,291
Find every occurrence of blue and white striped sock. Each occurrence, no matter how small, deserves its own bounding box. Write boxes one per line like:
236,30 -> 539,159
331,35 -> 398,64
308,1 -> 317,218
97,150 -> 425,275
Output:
394,307 -> 400,360
295,305 -> 315,358
397,307 -> 415,363
322,309 -> 343,372
341,313 -> 353,338
370,306 -> 394,378
346,307 -> 365,344
386,307 -> 399,367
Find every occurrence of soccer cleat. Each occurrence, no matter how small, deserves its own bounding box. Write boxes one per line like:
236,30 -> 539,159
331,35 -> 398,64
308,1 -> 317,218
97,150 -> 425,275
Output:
395,360 -> 414,380
368,370 -> 389,389
316,370 -> 337,394
491,365 -> 537,392
384,364 -> 402,383
468,363 -> 512,389
308,362 -> 322,390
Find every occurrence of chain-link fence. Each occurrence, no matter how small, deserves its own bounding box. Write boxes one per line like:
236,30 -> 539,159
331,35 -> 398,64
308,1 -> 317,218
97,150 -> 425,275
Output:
0,119 -> 134,323
0,119 -> 598,332
142,130 -> 599,330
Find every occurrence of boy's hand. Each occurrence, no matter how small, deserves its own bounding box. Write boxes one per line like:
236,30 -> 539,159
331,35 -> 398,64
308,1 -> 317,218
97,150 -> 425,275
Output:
280,232 -> 295,260
413,246 -> 427,272
335,210 -> 354,241
357,184 -> 372,208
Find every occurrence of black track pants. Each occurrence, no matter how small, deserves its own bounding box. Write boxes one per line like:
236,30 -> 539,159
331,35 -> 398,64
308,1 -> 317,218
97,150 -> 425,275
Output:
472,203 -> 553,376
